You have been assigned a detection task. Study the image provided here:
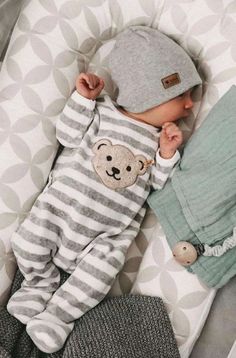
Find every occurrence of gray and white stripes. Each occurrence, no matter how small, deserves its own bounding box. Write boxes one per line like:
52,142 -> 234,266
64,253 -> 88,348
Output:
7,91 -> 179,353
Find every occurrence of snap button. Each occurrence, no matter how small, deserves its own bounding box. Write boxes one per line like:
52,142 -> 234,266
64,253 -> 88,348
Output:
172,241 -> 198,266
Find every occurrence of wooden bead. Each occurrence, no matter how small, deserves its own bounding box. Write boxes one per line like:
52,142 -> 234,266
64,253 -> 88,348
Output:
172,241 -> 198,266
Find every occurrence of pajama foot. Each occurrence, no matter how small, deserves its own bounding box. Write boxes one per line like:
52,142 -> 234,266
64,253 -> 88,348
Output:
26,311 -> 74,353
7,287 -> 52,324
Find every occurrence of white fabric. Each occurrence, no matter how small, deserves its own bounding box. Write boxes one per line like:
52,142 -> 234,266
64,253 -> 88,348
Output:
204,227 -> 236,257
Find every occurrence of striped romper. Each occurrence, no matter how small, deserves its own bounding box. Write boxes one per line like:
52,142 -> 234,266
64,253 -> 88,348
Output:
7,91 -> 180,353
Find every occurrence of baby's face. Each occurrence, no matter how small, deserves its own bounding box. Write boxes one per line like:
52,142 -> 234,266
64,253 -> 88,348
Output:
126,90 -> 193,128
153,90 -> 193,125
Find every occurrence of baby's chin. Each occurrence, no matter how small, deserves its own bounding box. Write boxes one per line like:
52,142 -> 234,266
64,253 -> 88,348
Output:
173,113 -> 190,121
183,109 -> 191,118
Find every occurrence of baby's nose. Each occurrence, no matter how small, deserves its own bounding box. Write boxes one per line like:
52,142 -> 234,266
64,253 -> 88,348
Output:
185,95 -> 193,109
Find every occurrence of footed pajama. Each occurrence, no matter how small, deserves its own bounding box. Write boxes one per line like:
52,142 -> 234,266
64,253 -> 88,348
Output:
8,91 -> 179,353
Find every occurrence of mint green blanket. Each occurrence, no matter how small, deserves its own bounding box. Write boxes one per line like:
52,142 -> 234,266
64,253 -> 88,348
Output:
148,86 -> 236,288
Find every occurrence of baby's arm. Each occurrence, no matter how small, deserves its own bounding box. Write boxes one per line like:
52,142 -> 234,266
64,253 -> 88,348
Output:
151,122 -> 183,190
56,73 -> 104,148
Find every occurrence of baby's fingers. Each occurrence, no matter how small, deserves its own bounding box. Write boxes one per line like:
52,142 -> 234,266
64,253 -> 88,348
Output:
167,129 -> 182,140
86,73 -> 102,89
76,73 -> 104,99
163,124 -> 181,139
86,74 -> 97,89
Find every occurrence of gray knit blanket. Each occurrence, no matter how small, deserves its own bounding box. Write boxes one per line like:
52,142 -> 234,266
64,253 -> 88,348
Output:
0,269 -> 180,358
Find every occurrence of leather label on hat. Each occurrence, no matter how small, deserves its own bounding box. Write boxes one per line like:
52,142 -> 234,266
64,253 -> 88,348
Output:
161,73 -> 181,89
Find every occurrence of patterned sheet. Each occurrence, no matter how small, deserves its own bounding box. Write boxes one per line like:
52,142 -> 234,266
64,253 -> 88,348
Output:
0,0 -> 236,357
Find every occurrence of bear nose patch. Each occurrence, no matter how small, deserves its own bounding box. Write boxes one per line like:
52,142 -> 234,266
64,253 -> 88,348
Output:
112,167 -> 120,175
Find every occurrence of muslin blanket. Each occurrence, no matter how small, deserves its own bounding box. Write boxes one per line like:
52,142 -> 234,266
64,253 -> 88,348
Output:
148,85 -> 236,288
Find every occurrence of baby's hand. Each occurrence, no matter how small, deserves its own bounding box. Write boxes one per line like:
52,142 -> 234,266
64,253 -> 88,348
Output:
159,122 -> 183,159
76,72 -> 104,100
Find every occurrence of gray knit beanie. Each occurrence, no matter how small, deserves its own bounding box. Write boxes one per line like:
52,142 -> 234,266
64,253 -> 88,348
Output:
109,26 -> 202,113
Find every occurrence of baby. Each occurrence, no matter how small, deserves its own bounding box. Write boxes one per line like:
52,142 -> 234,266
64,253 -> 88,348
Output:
7,26 -> 201,353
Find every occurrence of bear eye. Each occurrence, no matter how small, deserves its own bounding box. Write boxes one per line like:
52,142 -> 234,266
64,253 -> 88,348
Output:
106,155 -> 112,161
126,165 -> 131,172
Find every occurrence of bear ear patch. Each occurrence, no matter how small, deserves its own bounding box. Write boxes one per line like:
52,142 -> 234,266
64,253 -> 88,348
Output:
135,155 -> 149,175
92,139 -> 112,154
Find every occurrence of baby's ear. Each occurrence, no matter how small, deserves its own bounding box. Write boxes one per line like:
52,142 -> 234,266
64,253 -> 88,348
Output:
135,155 -> 148,175
92,139 -> 112,153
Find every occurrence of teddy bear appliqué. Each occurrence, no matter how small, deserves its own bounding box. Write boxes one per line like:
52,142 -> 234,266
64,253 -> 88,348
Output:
92,139 -> 149,190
